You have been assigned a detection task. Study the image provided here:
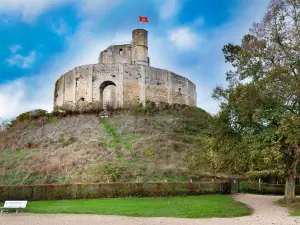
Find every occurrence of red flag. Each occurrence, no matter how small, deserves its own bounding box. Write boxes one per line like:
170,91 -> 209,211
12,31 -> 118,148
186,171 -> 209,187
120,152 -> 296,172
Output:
139,16 -> 148,22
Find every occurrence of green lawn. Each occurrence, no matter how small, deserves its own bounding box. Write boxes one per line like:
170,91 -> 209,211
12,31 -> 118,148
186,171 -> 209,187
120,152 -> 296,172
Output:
0,195 -> 251,218
277,198 -> 300,216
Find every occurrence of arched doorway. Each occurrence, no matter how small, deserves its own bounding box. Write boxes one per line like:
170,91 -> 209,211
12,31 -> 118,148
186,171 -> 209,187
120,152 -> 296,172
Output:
100,81 -> 117,110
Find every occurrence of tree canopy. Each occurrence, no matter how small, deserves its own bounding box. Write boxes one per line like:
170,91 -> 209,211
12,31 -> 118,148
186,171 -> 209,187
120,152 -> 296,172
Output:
214,0 -> 300,203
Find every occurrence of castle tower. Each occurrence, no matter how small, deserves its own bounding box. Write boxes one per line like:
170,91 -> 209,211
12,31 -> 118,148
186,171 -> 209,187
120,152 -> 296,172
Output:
54,28 -> 197,110
131,29 -> 149,66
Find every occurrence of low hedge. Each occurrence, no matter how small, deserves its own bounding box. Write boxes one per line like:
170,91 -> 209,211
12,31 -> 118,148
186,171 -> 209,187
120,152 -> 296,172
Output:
239,181 -> 284,195
0,182 -> 230,201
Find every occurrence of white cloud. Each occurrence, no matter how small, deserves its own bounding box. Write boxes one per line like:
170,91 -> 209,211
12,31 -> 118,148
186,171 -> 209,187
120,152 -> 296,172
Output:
6,51 -> 36,69
0,0 -> 70,22
9,44 -> 21,53
0,0 -> 123,22
168,27 -> 199,50
0,78 -> 54,119
0,80 -> 26,118
0,25 -> 129,119
159,0 -> 179,20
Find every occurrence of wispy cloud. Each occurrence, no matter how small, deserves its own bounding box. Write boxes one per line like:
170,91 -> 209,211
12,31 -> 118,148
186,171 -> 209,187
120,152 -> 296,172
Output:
0,26 -> 126,119
51,18 -> 69,36
6,50 -> 36,69
9,45 -> 21,53
0,80 -> 25,118
159,0 -> 179,20
168,27 -> 200,50
0,0 -> 71,22
76,0 -> 124,17
0,0 -> 124,23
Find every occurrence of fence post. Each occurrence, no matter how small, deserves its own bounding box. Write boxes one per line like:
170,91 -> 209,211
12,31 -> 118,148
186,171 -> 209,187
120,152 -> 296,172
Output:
259,178 -> 261,192
238,178 -> 240,193
228,178 -> 232,194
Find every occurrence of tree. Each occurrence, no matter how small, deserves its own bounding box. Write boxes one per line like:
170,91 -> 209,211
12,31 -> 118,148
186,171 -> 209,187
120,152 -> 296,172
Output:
0,118 -> 9,131
214,0 -> 300,203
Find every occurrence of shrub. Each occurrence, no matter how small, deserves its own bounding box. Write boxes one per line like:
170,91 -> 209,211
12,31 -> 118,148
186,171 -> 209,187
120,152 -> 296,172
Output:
246,170 -> 285,184
174,107 -> 213,136
87,163 -> 122,182
30,109 -> 47,119
9,109 -> 48,127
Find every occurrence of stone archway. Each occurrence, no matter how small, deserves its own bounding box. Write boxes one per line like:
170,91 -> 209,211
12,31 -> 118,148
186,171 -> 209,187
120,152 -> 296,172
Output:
100,81 -> 117,110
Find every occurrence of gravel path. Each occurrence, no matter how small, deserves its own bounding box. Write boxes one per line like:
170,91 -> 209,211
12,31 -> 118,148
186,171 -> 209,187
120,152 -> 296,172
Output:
1,194 -> 300,225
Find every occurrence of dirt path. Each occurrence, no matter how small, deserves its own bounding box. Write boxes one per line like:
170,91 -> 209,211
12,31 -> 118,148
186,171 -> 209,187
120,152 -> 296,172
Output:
1,194 -> 300,225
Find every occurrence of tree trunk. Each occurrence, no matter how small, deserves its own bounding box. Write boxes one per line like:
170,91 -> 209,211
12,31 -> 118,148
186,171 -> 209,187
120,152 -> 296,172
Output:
284,176 -> 296,203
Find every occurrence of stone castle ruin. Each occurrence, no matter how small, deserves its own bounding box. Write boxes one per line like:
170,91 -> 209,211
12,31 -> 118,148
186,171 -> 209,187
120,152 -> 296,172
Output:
54,29 -> 197,110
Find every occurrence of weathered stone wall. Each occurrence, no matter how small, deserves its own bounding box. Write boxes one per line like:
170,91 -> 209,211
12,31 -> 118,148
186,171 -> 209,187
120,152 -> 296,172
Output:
91,64 -> 120,103
54,63 -> 197,109
74,66 -> 89,104
186,80 -> 197,106
98,44 -> 132,65
145,67 -> 169,104
123,64 -> 142,106
54,28 -> 196,110
64,70 -> 75,104
54,76 -> 64,106
98,29 -> 149,67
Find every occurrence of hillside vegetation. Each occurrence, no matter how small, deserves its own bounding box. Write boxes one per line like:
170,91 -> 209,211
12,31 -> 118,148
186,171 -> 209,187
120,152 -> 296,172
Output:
0,105 -> 235,185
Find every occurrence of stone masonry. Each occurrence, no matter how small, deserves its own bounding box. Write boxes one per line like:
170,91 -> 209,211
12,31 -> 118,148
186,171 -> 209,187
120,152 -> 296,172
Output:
54,29 -> 197,109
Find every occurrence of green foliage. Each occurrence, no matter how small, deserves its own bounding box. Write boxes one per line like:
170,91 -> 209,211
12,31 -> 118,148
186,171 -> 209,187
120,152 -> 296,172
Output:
13,112 -> 30,124
246,170 -> 285,184
240,181 -> 284,195
100,119 -> 143,154
87,163 -> 122,182
143,148 -> 156,158
0,149 -> 40,185
9,109 -> 48,127
174,107 -> 213,135
213,0 -> 300,201
131,101 -> 159,116
102,120 -> 120,141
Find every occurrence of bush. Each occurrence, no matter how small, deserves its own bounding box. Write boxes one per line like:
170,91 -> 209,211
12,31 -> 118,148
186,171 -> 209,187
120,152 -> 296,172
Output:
246,170 -> 285,184
9,109 -> 48,127
87,163 -> 122,182
174,107 -> 213,136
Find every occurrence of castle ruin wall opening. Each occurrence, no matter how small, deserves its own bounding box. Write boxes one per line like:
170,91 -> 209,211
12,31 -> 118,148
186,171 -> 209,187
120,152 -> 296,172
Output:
100,81 -> 117,109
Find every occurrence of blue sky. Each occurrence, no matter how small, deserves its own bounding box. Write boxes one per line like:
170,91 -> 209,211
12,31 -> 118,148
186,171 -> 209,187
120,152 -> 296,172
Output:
0,0 -> 270,119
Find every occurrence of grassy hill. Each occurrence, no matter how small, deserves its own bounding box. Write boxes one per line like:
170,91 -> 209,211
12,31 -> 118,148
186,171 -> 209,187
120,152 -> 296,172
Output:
0,105 -> 232,185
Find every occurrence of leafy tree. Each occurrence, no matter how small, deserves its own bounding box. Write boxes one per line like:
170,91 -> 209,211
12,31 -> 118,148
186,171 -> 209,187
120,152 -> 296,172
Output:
214,0 -> 300,203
